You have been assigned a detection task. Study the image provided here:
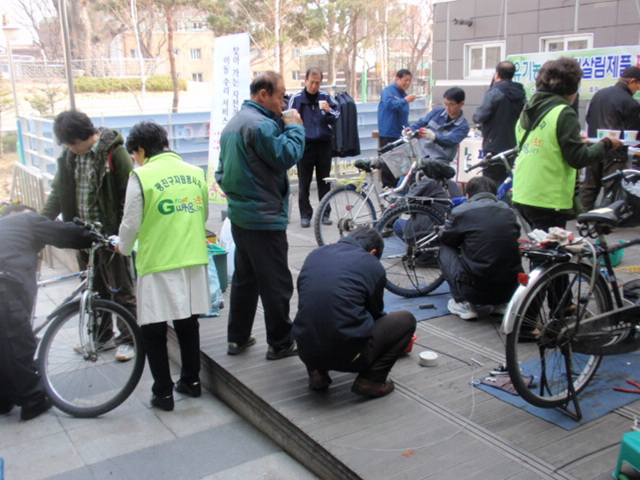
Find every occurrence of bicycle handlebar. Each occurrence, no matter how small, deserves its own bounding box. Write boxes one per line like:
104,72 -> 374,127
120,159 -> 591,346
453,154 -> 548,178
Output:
73,218 -> 116,247
378,129 -> 420,154
465,148 -> 518,173
602,168 -> 640,183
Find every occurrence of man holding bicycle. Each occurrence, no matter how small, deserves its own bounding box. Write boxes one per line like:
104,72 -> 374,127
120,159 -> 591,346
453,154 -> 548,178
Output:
0,205 -> 94,420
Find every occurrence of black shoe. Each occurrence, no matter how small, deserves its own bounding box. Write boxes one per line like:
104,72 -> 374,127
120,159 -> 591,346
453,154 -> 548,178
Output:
151,394 -> 174,411
266,341 -> 298,360
321,215 -> 333,226
20,396 -> 52,421
227,334 -> 256,355
308,370 -> 332,391
301,218 -> 311,228
175,379 -> 202,398
0,397 -> 15,415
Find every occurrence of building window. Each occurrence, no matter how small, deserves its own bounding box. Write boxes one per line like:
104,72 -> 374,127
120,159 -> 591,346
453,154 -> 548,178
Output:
292,71 -> 301,81
190,49 -> 202,60
540,34 -> 593,52
129,49 -> 139,59
192,73 -> 203,82
464,42 -> 504,78
173,49 -> 180,56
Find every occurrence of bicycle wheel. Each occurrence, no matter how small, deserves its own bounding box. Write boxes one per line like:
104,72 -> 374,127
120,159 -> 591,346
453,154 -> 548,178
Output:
38,299 -> 144,418
313,185 -> 377,246
375,203 -> 445,297
505,262 -> 612,408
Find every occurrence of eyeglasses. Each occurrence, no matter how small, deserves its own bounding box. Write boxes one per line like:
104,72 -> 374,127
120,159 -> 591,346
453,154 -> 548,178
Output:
443,101 -> 459,107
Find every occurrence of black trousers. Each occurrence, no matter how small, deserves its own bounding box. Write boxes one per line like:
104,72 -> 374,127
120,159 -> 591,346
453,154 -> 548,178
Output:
0,280 -> 46,407
228,223 -> 294,350
141,315 -> 200,397
298,310 -> 416,383
379,136 -> 400,188
297,142 -> 333,221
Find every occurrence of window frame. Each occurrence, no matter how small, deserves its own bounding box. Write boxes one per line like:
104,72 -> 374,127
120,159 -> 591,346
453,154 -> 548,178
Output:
190,48 -> 202,61
463,41 -> 505,79
539,33 -> 593,52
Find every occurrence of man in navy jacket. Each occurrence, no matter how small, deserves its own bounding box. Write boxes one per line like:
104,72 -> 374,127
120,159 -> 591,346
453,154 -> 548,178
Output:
288,68 -> 340,228
293,228 -> 416,398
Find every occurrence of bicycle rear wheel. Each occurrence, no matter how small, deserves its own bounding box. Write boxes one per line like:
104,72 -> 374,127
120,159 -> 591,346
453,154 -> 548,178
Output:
375,203 -> 445,297
313,186 -> 377,246
505,262 -> 611,408
38,299 -> 144,418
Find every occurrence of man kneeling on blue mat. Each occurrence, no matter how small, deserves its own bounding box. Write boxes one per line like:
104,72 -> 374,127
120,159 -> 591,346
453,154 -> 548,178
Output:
439,176 -> 522,320
293,227 -> 416,398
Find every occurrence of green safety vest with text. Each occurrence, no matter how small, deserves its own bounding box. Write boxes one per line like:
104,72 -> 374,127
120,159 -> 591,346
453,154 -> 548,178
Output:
134,151 -> 208,275
512,104 -> 575,210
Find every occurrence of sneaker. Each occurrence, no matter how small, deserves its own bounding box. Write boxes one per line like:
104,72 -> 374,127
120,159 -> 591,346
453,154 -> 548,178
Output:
308,370 -> 332,391
301,218 -> 311,228
175,379 -> 202,398
20,396 -> 52,421
447,298 -> 479,321
227,335 -> 256,355
321,215 -> 333,226
351,376 -> 395,398
115,344 -> 135,362
266,341 -> 298,360
491,303 -> 509,316
151,394 -> 174,412
73,338 -> 117,354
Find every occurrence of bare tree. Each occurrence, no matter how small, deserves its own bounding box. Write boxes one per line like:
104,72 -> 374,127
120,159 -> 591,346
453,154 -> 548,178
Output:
0,77 -> 13,157
8,0 -> 62,60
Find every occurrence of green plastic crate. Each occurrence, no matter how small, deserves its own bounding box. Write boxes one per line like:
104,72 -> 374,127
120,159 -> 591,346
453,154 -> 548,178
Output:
208,244 -> 228,292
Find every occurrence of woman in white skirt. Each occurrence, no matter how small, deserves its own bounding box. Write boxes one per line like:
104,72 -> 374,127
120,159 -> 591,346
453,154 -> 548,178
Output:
116,121 -> 210,411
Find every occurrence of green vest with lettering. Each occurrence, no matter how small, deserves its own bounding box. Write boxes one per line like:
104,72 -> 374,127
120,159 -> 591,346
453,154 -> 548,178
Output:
134,151 -> 208,275
513,104 -> 575,210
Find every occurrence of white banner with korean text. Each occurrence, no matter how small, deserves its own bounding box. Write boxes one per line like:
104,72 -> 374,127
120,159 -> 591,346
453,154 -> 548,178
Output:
207,32 -> 251,204
508,46 -> 640,100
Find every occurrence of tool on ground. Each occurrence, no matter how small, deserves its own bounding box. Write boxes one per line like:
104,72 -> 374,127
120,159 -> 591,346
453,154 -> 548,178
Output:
614,379 -> 640,394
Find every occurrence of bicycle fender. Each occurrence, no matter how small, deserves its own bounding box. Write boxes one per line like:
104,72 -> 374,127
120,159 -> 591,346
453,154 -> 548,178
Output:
500,268 -> 546,335
48,299 -> 81,321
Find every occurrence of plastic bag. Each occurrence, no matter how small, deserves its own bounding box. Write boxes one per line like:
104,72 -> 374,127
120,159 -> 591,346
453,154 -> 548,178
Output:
201,251 -> 223,318
219,217 -> 236,280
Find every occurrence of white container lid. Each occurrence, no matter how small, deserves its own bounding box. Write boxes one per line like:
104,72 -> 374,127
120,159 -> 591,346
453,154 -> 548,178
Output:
419,350 -> 438,367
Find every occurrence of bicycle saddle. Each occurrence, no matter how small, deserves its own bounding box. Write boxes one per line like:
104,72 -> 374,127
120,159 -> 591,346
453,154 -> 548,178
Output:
577,200 -> 627,228
420,159 -> 456,181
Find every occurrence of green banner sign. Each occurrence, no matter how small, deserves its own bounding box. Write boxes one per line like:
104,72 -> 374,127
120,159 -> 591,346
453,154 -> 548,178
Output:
508,47 -> 640,100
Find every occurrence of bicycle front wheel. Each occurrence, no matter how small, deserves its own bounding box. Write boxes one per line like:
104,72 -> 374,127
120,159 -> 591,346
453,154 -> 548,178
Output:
38,299 -> 144,418
375,203 -> 445,297
505,262 -> 611,408
313,186 -> 377,246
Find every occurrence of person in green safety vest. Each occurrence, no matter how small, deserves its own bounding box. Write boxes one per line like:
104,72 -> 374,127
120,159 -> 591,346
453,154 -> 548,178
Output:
115,121 -> 210,412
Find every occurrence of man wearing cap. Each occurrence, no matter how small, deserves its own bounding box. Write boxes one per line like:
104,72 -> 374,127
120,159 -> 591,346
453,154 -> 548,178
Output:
580,66 -> 640,211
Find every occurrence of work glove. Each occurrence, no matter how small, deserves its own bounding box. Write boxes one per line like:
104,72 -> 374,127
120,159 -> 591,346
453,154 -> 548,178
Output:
420,127 -> 436,141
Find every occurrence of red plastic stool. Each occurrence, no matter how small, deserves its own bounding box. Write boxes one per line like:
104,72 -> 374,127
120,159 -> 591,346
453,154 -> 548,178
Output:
612,431 -> 640,479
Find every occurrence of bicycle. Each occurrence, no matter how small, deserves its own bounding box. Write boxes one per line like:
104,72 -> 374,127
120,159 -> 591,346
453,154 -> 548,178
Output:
374,148 -> 524,298
312,130 -> 425,246
35,219 -> 144,418
501,169 -> 640,420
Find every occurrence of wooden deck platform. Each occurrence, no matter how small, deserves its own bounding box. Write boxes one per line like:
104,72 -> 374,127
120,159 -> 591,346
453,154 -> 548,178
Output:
182,203 -> 640,480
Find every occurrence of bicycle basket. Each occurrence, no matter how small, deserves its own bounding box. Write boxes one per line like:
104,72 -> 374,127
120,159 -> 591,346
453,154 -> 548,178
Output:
619,178 -> 640,227
380,139 -> 418,178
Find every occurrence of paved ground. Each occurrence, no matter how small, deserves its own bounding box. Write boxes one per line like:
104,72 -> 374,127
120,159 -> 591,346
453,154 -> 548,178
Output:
0,259 -> 319,480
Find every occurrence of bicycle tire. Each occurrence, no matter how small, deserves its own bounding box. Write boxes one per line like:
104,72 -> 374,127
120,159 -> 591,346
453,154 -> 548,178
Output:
505,262 -> 611,408
38,299 -> 144,418
313,185 -> 377,246
375,203 -> 445,297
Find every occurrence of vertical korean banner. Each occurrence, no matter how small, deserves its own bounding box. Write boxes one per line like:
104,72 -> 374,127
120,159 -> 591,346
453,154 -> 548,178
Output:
208,33 -> 251,203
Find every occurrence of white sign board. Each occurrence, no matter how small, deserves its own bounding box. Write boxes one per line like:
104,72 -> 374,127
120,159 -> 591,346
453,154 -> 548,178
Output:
208,32 -> 251,203
456,137 -> 484,184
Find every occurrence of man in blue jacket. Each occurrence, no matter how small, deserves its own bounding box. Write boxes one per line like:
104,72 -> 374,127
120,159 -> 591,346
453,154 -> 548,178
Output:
378,69 -> 417,187
406,87 -> 470,165
293,227 -> 416,398
216,72 -> 305,361
288,68 -> 340,228
472,61 -> 526,183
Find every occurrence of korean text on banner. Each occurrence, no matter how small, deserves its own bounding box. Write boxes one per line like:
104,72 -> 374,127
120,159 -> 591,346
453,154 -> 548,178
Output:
207,32 -> 251,204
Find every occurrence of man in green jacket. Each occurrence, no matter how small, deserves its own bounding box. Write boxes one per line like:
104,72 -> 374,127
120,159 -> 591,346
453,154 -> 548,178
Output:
42,110 -> 137,361
216,72 -> 305,360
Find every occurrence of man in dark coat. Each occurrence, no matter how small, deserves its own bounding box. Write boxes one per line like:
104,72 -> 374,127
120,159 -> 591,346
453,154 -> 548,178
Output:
293,227 -> 416,398
0,205 -> 94,420
438,177 -> 522,320
472,61 -> 526,184
580,66 -> 640,211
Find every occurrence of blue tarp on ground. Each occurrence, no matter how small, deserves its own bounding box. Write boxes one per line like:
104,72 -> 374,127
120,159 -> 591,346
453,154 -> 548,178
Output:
383,282 -> 451,321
